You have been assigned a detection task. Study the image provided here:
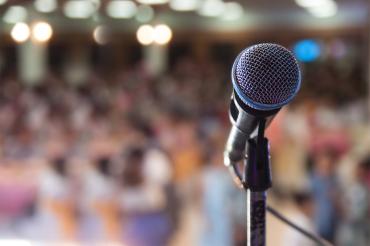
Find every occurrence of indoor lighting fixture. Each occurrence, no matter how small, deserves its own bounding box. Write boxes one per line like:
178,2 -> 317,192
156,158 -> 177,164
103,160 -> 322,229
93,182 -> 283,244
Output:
136,24 -> 155,45
169,0 -> 200,11
63,0 -> 96,19
0,0 -> 7,6
3,6 -> 27,24
106,0 -> 137,19
198,0 -> 224,17
93,25 -> 109,45
34,0 -> 57,13
154,24 -> 172,45
293,39 -> 321,62
307,2 -> 337,18
32,21 -> 53,42
295,0 -> 337,18
221,2 -> 243,21
135,5 -> 154,23
295,0 -> 331,8
136,0 -> 169,5
11,22 -> 30,43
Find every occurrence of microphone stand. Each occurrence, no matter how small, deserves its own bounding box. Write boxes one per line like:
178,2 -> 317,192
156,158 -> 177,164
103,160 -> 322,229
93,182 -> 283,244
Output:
244,119 -> 271,246
226,119 -> 331,246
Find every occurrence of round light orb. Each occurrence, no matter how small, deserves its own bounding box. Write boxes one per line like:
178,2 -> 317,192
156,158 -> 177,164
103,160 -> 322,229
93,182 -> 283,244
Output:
169,0 -> 199,11
34,0 -> 57,13
11,22 -> 30,43
198,0 -> 224,17
135,5 -> 154,23
154,24 -> 172,45
32,22 -> 53,42
106,0 -> 137,19
93,25 -> 110,45
136,0 -> 169,5
137,24 -> 155,45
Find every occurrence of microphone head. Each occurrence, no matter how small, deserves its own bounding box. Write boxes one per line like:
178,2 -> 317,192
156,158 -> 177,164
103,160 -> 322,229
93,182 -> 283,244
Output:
232,43 -> 301,111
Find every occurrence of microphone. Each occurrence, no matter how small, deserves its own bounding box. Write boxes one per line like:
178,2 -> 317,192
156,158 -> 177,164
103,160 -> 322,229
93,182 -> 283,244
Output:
224,43 -> 301,166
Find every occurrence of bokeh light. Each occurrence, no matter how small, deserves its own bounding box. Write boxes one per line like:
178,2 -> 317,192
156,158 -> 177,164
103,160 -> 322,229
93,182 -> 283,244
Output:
93,25 -> 110,45
32,22 -> 53,43
169,0 -> 200,11
295,0 -> 337,18
198,0 -> 224,17
135,4 -> 155,22
11,22 -> 30,43
294,39 -> 321,62
154,24 -> 172,45
63,0 -> 95,19
3,6 -> 27,24
136,0 -> 169,5
34,0 -> 57,13
136,24 -> 155,45
221,2 -> 244,21
106,0 -> 137,19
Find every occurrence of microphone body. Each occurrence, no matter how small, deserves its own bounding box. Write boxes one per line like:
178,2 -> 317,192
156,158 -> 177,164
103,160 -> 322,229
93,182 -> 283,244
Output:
224,43 -> 301,166
224,43 -> 301,246
224,93 -> 277,165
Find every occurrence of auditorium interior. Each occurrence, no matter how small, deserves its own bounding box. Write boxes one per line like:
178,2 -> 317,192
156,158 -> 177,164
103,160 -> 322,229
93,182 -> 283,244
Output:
0,0 -> 369,245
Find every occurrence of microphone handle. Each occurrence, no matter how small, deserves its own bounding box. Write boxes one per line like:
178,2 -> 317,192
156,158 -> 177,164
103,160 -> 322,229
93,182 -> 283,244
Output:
224,96 -> 276,165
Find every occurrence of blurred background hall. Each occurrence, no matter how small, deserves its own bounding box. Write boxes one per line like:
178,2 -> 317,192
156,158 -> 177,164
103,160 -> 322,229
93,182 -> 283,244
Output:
0,0 -> 369,245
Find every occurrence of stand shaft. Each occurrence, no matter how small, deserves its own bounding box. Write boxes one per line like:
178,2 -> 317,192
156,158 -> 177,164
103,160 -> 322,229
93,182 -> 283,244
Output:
247,191 -> 266,246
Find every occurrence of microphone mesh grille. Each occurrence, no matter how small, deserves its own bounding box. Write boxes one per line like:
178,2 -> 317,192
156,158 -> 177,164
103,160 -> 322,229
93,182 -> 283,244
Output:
235,43 -> 300,107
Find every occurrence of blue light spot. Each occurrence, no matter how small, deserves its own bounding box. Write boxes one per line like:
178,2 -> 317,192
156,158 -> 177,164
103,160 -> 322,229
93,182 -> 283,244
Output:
293,39 -> 321,62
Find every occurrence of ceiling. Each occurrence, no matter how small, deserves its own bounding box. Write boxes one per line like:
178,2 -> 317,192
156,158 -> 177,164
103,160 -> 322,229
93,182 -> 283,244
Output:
0,0 -> 368,34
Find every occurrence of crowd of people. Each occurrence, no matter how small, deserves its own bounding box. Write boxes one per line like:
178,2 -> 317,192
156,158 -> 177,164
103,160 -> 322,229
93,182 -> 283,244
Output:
0,57 -> 368,245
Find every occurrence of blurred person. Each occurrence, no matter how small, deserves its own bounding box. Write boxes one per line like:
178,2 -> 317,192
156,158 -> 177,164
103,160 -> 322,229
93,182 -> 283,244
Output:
282,192 -> 316,246
0,161 -> 38,238
120,147 -> 172,246
309,150 -> 341,242
337,156 -> 370,246
199,149 -> 236,246
36,157 -> 77,240
164,112 -> 206,246
2,123 -> 42,160
79,156 -> 119,242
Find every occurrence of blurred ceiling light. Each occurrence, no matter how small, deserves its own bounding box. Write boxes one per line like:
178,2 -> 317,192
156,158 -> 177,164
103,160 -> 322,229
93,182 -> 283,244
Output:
221,2 -> 243,21
293,39 -> 321,62
11,22 -> 30,43
154,24 -> 172,45
90,0 -> 101,10
307,1 -> 337,18
106,0 -> 137,19
93,25 -> 110,45
135,5 -> 154,23
295,0 -> 331,8
136,0 -> 169,5
198,0 -> 224,17
34,0 -> 57,13
3,6 -> 27,24
0,0 -> 7,6
295,0 -> 337,18
63,0 -> 95,19
137,24 -> 155,45
169,0 -> 200,11
32,21 -> 53,42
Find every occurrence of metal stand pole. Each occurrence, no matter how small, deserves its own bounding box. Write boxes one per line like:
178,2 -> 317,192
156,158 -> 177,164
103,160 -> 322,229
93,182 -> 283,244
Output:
244,129 -> 271,246
247,191 -> 267,246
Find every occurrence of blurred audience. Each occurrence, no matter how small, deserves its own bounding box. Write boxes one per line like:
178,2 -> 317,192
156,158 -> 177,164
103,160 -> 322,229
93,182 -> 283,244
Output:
310,150 -> 341,242
282,192 -> 316,246
0,57 -> 367,246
